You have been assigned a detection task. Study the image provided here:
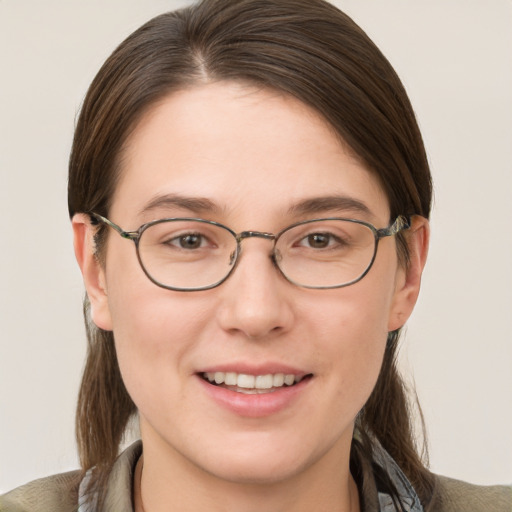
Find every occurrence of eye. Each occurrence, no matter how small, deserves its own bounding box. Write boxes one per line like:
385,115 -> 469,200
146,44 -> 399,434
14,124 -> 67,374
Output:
167,232 -> 209,249
298,232 -> 345,249
304,233 -> 332,249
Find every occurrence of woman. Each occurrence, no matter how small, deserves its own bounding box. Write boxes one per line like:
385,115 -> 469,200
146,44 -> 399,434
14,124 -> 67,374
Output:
1,0 -> 510,510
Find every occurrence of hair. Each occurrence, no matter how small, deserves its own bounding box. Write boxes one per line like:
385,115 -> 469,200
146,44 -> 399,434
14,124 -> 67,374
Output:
68,0 -> 435,509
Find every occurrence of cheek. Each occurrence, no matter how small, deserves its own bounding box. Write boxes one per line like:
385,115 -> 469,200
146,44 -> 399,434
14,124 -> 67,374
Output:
104,239 -> 197,347
107,293 -> 208,432
102,250 -> 206,402
108,285 -> 202,358
306,268 -> 396,400
315,297 -> 388,377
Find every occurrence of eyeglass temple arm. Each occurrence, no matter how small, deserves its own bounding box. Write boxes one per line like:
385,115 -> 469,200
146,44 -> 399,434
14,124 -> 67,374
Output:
89,212 -> 139,240
377,215 -> 411,238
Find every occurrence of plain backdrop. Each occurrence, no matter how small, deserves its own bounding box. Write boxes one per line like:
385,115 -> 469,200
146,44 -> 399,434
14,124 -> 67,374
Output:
1,0 -> 511,493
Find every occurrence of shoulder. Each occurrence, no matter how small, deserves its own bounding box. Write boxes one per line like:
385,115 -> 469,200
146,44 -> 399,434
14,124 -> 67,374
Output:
0,441 -> 142,512
431,475 -> 512,512
0,471 -> 81,512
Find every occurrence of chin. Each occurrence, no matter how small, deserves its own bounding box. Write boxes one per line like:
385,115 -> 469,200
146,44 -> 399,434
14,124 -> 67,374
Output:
203,453 -> 309,486
189,431 -> 335,486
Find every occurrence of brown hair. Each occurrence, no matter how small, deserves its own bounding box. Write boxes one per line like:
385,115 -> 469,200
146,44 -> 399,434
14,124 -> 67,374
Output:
69,0 -> 434,508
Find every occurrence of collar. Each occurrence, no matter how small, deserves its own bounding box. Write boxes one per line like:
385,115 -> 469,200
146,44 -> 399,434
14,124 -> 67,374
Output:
366,438 -> 423,512
78,440 -> 142,512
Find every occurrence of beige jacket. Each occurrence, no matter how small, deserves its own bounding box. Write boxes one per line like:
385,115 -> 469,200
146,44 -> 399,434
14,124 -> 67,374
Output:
1,441 -> 511,511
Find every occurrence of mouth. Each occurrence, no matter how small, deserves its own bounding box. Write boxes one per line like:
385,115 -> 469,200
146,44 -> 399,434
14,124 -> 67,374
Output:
201,371 -> 312,395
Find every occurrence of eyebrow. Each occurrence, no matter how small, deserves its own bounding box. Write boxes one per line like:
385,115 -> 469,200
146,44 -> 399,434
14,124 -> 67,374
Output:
139,193 -> 374,220
288,195 -> 374,217
139,194 -> 221,217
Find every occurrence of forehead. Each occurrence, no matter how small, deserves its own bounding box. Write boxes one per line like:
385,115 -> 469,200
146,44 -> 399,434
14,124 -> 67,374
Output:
112,82 -> 389,226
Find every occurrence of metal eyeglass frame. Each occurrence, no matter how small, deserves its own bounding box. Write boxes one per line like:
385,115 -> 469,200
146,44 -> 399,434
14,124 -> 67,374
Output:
89,212 -> 411,291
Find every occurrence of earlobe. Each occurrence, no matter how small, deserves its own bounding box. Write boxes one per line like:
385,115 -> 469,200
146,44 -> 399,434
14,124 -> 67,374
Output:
387,216 -> 430,332
72,213 -> 113,331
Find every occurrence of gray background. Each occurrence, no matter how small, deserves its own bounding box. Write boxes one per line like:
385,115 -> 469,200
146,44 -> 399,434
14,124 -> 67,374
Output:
1,0 -> 511,492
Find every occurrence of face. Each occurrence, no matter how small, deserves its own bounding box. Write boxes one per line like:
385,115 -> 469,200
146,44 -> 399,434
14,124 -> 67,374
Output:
78,82 -> 420,487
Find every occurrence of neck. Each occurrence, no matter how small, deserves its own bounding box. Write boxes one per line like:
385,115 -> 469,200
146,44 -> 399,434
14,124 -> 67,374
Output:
133,440 -> 360,512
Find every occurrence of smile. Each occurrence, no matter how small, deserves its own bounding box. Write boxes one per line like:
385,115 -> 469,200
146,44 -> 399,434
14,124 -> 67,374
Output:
202,372 -> 307,394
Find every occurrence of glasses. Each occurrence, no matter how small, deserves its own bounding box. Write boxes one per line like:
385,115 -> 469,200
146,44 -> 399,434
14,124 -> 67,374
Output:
90,213 -> 410,291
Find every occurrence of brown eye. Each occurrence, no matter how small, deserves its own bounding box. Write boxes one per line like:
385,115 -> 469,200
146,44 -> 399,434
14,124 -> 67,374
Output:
177,234 -> 203,249
306,233 -> 331,248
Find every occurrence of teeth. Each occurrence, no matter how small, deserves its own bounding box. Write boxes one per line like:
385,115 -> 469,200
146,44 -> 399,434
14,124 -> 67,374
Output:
225,372 -> 237,386
284,374 -> 295,386
237,374 -> 255,388
255,374 -> 273,389
273,373 -> 284,387
204,371 -> 304,390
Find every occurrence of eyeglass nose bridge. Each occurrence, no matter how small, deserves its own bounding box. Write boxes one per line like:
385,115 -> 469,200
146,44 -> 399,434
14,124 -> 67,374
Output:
236,230 -> 276,242
230,231 -> 280,268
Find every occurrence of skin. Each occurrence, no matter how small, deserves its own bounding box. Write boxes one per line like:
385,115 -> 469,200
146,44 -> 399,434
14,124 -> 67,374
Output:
73,82 -> 429,512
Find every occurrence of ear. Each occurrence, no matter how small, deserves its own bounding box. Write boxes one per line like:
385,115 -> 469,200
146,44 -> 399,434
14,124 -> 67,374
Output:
387,216 -> 430,332
72,213 -> 113,331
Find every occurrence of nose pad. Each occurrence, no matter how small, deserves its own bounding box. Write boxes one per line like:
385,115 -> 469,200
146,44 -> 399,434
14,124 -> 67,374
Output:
272,248 -> 283,265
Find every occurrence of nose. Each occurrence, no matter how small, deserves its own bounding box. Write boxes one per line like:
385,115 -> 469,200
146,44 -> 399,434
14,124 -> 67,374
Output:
216,239 -> 294,340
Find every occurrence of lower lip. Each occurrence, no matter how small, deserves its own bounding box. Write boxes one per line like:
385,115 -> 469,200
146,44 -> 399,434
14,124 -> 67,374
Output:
196,375 -> 311,418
